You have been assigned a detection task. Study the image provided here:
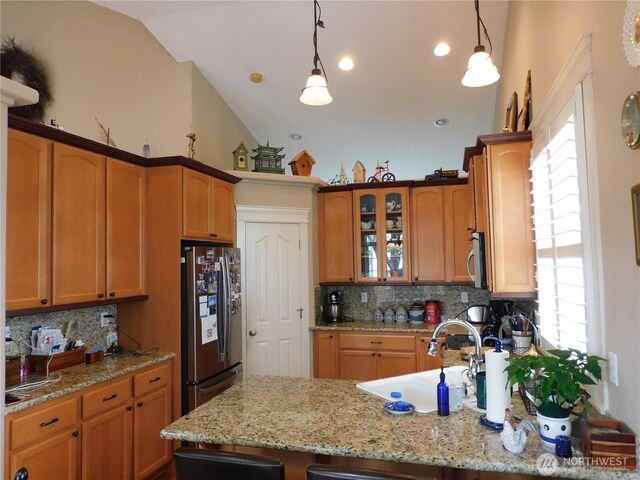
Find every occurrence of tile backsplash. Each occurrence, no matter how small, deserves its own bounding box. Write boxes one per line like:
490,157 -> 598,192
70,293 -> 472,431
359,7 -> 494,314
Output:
316,285 -> 535,323
6,305 -> 117,356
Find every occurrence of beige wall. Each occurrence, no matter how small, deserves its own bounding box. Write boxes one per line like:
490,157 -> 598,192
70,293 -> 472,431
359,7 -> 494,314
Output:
0,1 -> 256,168
495,1 -> 640,433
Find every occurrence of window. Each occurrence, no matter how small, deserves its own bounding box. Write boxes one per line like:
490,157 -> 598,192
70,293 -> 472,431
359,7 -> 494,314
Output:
530,95 -> 588,352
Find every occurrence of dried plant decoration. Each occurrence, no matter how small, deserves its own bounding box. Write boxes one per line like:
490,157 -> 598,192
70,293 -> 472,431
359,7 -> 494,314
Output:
1,37 -> 52,122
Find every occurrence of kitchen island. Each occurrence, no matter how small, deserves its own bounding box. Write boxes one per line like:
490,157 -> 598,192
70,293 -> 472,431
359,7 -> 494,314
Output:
160,375 -> 637,480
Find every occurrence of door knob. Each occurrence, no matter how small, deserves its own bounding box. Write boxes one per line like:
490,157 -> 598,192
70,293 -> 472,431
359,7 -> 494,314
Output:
249,329 -> 257,336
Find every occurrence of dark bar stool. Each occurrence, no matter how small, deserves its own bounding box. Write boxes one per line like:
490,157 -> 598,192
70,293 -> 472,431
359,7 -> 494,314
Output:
307,465 -> 425,480
174,448 -> 285,480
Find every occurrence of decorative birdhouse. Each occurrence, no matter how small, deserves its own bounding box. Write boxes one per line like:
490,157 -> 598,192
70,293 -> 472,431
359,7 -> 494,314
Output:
352,160 -> 366,183
288,150 -> 316,176
233,141 -> 249,171
251,142 -> 285,174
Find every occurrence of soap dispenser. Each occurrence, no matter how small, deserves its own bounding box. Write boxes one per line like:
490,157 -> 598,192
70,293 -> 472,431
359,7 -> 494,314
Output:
437,366 -> 450,416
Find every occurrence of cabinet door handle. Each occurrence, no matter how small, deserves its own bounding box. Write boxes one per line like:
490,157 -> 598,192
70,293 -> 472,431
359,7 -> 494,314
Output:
349,277 -> 353,282
40,417 -> 59,427
328,335 -> 333,339
370,341 -> 382,344
127,405 -> 133,411
377,278 -> 382,282
209,233 -> 218,238
137,401 -> 144,407
103,393 -> 118,402
41,299 -> 48,305
377,353 -> 382,357
415,277 -> 418,281
371,352 -> 376,356
149,376 -> 162,383
98,293 -> 105,299
109,292 -> 115,297
72,431 -> 79,437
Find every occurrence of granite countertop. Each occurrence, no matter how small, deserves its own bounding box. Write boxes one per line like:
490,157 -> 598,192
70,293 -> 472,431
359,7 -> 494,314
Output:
311,320 -> 445,334
161,375 -> 637,480
5,351 -> 175,415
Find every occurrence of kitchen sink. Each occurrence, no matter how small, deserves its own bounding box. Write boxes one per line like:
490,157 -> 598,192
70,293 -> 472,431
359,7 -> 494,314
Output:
356,365 -> 477,413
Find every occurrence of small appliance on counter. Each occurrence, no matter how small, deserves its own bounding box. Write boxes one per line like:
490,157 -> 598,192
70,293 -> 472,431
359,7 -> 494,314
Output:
425,301 -> 441,324
323,290 -> 345,323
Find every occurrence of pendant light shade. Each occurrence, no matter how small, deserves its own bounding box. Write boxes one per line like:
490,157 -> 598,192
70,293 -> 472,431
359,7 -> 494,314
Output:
300,0 -> 332,106
461,46 -> 500,87
461,0 -> 500,87
300,68 -> 332,105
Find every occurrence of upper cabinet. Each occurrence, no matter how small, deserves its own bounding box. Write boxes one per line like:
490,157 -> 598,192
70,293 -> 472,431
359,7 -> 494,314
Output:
410,183 -> 471,283
318,190 -> 354,283
353,187 -> 410,284
6,130 -> 52,310
183,168 -> 235,243
465,132 -> 535,297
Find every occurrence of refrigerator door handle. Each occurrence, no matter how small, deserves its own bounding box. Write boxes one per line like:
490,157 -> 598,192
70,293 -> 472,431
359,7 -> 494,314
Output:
217,255 -> 232,362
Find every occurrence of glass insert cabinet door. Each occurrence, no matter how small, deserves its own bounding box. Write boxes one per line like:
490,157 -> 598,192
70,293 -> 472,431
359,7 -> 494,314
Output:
354,187 -> 409,283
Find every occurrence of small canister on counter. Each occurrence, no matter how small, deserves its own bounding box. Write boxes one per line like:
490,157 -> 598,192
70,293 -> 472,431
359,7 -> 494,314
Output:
425,301 -> 441,324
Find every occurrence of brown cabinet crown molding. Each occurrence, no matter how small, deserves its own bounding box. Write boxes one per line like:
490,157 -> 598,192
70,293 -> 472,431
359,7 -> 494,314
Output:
8,114 -> 240,184
318,177 -> 466,193
462,130 -> 532,172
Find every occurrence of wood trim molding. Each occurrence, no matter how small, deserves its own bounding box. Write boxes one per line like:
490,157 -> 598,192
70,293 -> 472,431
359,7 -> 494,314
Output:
236,205 -> 310,224
462,130 -> 532,172
6,295 -> 148,318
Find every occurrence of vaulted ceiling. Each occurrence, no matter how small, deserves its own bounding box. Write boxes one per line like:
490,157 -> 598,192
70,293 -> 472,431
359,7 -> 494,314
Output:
94,1 -> 509,182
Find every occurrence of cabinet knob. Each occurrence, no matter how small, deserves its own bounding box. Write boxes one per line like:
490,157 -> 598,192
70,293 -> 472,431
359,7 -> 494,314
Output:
127,405 -> 133,411
41,299 -> 48,305
328,335 -> 333,339
371,352 -> 376,356
72,431 -> 79,437
14,467 -> 28,480
137,401 -> 144,407
109,292 -> 115,297
377,278 -> 382,282
98,293 -> 105,299
377,353 -> 382,357
209,233 -> 218,238
349,278 -> 353,282
415,277 -> 418,281
382,278 -> 387,282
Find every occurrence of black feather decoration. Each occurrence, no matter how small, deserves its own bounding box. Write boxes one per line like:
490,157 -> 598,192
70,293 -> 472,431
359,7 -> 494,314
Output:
1,37 -> 52,122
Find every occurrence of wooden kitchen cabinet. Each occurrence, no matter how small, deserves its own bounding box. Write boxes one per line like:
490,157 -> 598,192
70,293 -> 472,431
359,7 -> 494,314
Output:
6,395 -> 81,480
52,142 -> 106,305
106,159 -> 147,299
313,332 -> 339,378
133,386 -> 172,479
183,168 -> 235,243
338,333 -> 416,381
353,187 -> 410,284
319,190 -> 354,283
410,183 -> 471,283
6,129 -> 52,310
466,133 -> 535,296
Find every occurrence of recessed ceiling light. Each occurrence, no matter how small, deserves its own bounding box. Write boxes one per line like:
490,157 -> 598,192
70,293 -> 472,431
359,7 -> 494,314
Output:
249,72 -> 264,83
338,57 -> 354,71
434,118 -> 449,127
433,42 -> 451,57
289,133 -> 302,140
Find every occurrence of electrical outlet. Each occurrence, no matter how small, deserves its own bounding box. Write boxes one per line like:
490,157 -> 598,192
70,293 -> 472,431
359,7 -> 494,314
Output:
608,351 -> 619,386
100,312 -> 114,328
460,292 -> 469,303
361,292 -> 368,303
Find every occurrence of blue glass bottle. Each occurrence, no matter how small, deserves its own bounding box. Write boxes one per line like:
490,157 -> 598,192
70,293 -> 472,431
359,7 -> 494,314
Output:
437,366 -> 450,416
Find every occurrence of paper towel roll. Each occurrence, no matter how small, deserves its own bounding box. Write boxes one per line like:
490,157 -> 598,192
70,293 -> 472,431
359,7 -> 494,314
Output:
485,346 -> 510,424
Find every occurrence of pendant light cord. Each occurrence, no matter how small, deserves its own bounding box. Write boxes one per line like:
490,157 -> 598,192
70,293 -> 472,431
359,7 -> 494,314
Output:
475,0 -> 494,55
311,0 -> 329,84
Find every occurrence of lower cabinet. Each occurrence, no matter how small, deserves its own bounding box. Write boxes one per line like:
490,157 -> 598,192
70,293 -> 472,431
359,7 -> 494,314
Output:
314,331 -> 446,380
5,360 -> 172,480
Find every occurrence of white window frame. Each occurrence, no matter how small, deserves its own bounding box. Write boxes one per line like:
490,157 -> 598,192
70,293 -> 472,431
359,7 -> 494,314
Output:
529,33 -> 607,412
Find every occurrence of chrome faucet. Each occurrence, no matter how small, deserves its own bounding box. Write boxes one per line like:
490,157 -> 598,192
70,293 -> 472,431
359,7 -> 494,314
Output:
427,319 -> 484,380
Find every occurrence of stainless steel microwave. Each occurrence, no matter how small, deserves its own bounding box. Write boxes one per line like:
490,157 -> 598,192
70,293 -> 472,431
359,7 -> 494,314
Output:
467,232 -> 487,288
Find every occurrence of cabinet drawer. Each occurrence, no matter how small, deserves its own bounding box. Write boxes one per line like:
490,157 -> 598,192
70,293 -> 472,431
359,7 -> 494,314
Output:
9,396 -> 79,451
134,362 -> 171,397
339,334 -> 415,352
83,377 -> 132,419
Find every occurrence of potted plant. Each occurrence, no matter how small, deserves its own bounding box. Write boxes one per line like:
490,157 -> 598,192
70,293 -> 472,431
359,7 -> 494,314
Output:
505,348 -> 604,448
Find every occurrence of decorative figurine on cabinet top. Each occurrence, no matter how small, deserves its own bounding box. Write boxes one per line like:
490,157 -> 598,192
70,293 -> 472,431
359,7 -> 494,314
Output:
367,160 -> 395,182
251,141 -> 285,174
288,149 -> 316,176
186,128 -> 196,159
352,160 -> 366,183
233,141 -> 249,171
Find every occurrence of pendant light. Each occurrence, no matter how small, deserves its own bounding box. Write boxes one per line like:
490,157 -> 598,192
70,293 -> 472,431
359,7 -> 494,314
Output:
461,0 -> 500,87
300,0 -> 332,105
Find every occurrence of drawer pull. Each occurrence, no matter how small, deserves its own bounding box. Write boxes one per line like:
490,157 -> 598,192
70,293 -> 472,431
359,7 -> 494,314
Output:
370,341 -> 382,344
103,393 -> 118,402
40,417 -> 59,427
149,376 -> 162,383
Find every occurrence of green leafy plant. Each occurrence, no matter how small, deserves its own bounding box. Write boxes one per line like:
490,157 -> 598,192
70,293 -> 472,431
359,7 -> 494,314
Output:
505,348 -> 605,418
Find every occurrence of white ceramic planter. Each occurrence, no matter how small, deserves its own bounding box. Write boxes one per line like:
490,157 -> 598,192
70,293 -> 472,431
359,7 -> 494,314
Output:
536,412 -> 571,448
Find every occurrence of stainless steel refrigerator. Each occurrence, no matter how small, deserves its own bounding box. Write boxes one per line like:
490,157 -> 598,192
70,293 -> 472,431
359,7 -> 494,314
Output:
181,243 -> 243,415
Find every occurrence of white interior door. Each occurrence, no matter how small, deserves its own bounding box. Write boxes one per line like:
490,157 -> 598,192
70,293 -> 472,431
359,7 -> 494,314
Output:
245,222 -> 303,376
